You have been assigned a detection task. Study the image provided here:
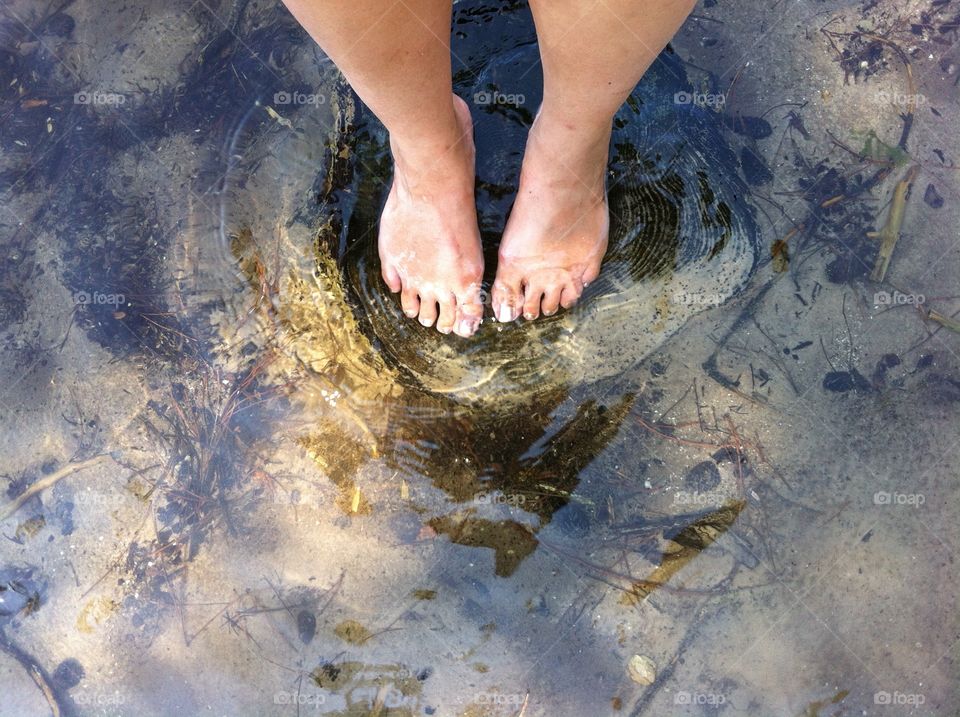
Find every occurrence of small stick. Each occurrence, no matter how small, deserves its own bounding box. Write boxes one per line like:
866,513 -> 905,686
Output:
30,664 -> 61,717
1,454 -> 112,522
926,310 -> 960,335
369,684 -> 391,717
869,165 -> 919,282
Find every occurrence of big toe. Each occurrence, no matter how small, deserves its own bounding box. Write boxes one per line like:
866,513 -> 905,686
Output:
453,290 -> 483,338
492,277 -> 523,323
382,263 -> 402,293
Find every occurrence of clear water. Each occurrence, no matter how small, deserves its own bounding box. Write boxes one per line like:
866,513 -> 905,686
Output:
1,0 -> 958,715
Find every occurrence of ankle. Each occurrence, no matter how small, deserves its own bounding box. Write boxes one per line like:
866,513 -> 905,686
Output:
524,108 -> 610,195
389,99 -> 474,197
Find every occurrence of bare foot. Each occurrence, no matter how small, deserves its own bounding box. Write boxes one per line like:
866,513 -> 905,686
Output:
379,95 -> 484,337
492,108 -> 609,321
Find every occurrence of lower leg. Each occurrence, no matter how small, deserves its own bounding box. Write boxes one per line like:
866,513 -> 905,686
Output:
281,0 -> 484,337
492,0 -> 697,321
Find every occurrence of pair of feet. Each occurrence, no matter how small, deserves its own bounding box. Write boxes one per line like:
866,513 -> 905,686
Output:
378,95 -> 610,338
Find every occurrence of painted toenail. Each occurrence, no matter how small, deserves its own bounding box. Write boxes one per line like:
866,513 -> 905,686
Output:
497,305 -> 514,323
457,320 -> 474,336
420,317 -> 433,327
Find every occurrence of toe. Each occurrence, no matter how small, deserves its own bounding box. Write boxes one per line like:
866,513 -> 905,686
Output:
382,263 -> 402,293
453,314 -> 480,338
400,286 -> 420,318
582,264 -> 601,287
436,292 -> 457,334
492,280 -> 522,323
522,283 -> 545,320
455,285 -> 484,319
560,279 -> 583,309
541,285 -> 563,316
417,292 -> 439,327
453,289 -> 484,338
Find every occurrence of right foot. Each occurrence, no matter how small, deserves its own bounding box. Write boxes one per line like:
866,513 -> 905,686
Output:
378,95 -> 484,338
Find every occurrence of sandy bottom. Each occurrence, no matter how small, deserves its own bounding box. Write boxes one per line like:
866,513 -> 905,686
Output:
0,0 -> 958,715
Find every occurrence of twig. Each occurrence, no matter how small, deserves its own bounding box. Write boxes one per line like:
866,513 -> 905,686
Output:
926,310 -> 960,335
869,165 -> 919,282
1,454 -> 112,522
0,630 -> 73,717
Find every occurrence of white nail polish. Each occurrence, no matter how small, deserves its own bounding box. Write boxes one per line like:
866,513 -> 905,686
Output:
498,305 -> 513,323
420,318 -> 432,327
457,320 -> 473,336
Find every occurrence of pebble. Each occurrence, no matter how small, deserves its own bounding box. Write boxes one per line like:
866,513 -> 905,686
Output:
627,654 -> 656,685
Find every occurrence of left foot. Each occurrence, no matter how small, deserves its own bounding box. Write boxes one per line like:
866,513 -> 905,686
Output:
492,108 -> 609,321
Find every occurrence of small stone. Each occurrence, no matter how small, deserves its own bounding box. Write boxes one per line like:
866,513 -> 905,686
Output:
627,654 -> 656,685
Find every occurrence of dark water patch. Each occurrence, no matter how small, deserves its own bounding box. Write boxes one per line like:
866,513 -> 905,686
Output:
740,146 -> 774,185
683,460 -> 722,492
823,369 -> 873,393
3,3 -> 314,358
52,658 -> 85,690
720,114 -> 773,139
0,565 -> 42,620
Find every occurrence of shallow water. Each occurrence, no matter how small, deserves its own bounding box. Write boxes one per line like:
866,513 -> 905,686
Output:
1,0 -> 959,715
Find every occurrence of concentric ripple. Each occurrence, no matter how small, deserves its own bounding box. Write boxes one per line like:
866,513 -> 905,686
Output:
342,0 -> 759,405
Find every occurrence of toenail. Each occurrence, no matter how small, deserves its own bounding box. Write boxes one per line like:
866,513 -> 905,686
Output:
497,305 -> 514,323
420,317 -> 433,327
438,325 -> 451,334
457,319 -> 475,336
544,309 -> 556,316
523,312 -> 536,320
404,309 -> 417,317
